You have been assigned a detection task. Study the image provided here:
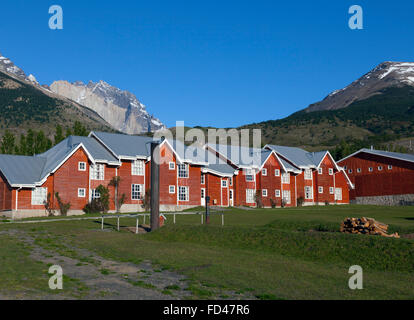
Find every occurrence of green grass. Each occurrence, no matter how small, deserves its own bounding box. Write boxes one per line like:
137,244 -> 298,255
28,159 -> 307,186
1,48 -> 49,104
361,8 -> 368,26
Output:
1,205 -> 413,299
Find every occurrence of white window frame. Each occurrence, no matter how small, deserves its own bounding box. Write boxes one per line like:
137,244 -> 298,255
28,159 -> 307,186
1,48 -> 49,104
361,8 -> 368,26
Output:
222,180 -> 228,188
281,173 -> 290,184
90,163 -> 105,180
378,166 -> 383,171
178,186 -> 189,202
78,188 -> 86,198
357,168 -> 361,173
283,190 -> 291,204
369,167 -> 373,172
318,168 -> 323,175
275,189 -> 281,197
169,185 -> 175,194
305,186 -> 313,200
177,163 -> 189,178
201,174 -> 205,185
348,169 -> 353,174
318,186 -> 324,194
335,188 -> 343,201
78,162 -> 86,172
131,160 -> 145,176
275,169 -> 280,177
131,184 -> 144,200
304,169 -> 312,180
262,168 -> 267,176
388,165 -> 393,170
246,189 -> 255,203
329,187 -> 334,194
329,168 -> 333,175
31,187 -> 47,206
91,189 -> 101,199
262,189 -> 268,197
245,169 -> 255,182
229,177 -> 233,186
169,162 -> 175,170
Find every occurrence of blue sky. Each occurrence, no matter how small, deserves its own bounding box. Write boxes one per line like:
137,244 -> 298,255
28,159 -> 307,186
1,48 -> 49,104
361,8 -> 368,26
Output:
1,0 -> 414,128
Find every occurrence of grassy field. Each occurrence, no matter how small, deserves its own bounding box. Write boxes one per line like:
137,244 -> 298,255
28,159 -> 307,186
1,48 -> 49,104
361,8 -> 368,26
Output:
0,205 -> 413,300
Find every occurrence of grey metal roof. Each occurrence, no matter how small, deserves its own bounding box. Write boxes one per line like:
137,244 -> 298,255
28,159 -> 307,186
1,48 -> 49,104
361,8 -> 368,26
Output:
265,145 -> 329,169
206,144 -> 269,168
204,163 -> 237,176
91,131 -> 154,158
0,155 -> 46,186
341,148 -> 414,164
0,135 -> 120,187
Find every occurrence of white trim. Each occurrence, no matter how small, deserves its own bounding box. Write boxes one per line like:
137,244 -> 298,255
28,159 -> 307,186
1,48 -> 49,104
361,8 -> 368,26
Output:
169,185 -> 175,194
78,188 -> 86,198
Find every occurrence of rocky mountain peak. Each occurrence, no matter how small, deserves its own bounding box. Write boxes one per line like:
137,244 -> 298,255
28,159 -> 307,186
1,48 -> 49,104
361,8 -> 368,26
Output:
305,61 -> 414,113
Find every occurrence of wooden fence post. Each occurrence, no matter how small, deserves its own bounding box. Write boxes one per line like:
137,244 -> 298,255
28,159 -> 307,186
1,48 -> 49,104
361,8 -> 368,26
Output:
117,217 -> 120,231
101,216 -> 104,230
136,217 -> 139,234
222,213 -> 224,226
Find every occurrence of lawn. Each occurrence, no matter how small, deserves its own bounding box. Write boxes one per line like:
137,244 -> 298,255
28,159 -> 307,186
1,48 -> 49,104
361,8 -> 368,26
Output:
0,205 -> 413,300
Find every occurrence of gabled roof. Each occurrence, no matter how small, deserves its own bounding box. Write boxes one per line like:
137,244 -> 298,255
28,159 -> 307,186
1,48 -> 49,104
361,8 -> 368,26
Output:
0,136 -> 120,188
90,131 -> 153,159
338,148 -> 414,164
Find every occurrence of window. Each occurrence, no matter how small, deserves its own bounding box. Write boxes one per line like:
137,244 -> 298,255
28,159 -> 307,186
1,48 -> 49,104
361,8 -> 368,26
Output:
201,188 -> 205,199
262,189 -> 268,197
169,162 -> 175,170
31,187 -> 47,205
131,184 -> 144,200
177,164 -> 189,178
275,169 -> 280,177
91,189 -> 101,199
357,168 -> 361,173
304,169 -> 312,180
335,188 -> 342,201
222,180 -> 228,187
318,187 -> 324,194
388,165 -> 393,170
178,186 -> 189,201
245,169 -> 255,182
318,168 -> 323,175
229,190 -> 233,200
344,166 -> 347,170
378,166 -> 383,171
201,174 -> 205,185
169,185 -> 175,194
262,168 -> 267,176
305,186 -> 313,200
329,168 -> 334,175
78,162 -> 86,171
132,160 -> 144,176
78,188 -> 86,198
329,187 -> 334,194
369,167 -> 373,172
282,173 -> 290,184
283,190 -> 291,204
246,189 -> 255,203
275,189 -> 281,197
229,177 -> 233,186
348,169 -> 353,174
90,164 -> 104,180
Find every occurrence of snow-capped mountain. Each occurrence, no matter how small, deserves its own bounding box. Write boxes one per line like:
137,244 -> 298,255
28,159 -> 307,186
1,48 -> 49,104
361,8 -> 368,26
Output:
306,61 -> 414,112
0,52 -> 38,84
50,80 -> 165,134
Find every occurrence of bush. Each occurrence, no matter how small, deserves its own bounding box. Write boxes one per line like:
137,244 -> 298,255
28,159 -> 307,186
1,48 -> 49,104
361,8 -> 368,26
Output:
269,198 -> 277,209
55,192 -> 70,216
83,185 -> 109,214
43,192 -> 55,217
297,197 -> 304,207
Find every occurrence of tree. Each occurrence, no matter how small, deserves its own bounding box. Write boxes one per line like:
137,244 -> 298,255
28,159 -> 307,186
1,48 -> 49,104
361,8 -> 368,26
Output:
26,129 -> 35,155
1,130 -> 15,154
73,121 -> 88,136
109,176 -> 126,213
17,134 -> 27,155
54,125 -> 65,145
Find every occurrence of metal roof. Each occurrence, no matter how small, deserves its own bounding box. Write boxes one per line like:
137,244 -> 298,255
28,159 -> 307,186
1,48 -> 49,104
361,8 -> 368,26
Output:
339,148 -> 414,164
265,145 -> 330,169
206,144 -> 269,168
0,155 -> 46,186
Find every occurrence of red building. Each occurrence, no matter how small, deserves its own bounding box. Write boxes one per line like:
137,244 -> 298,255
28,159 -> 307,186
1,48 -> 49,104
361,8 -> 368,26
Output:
0,132 -> 352,219
338,148 -> 414,205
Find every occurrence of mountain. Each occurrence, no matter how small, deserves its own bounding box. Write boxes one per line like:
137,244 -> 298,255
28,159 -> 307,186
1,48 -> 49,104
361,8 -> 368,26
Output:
306,61 -> 414,112
0,69 -> 115,137
50,80 -> 165,134
240,62 -> 414,153
0,52 -> 38,85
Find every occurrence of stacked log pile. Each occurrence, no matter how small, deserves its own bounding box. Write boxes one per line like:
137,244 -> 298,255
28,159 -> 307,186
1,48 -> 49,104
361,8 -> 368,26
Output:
340,217 -> 400,238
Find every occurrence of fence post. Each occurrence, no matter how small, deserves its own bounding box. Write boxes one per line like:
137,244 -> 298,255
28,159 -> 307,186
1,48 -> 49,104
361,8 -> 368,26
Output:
222,213 -> 224,226
174,213 -> 176,224
101,216 -> 104,230
117,216 -> 120,231
143,214 -> 146,225
136,217 -> 139,234
201,213 -> 203,225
